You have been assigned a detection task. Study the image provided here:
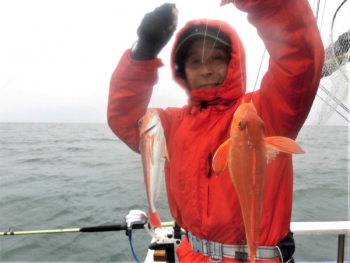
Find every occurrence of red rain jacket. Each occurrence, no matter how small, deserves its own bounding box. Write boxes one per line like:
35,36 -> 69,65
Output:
108,0 -> 324,262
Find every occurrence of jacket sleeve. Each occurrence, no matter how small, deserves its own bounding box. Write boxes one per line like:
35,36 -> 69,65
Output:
232,0 -> 324,138
107,49 -> 163,153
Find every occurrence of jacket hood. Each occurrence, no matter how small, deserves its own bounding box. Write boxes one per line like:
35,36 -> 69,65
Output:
171,19 -> 246,107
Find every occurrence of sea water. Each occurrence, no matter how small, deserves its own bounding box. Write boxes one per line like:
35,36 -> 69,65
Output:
0,123 -> 348,262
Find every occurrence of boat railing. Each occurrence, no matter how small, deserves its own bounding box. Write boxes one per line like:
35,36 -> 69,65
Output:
146,221 -> 349,263
1,218 -> 348,262
290,221 -> 349,263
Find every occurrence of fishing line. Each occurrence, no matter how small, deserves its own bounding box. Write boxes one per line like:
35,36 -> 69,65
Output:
127,229 -> 141,263
229,0 -> 246,98
252,48 -> 266,93
232,0 -> 248,98
0,73 -> 20,92
238,41 -> 245,99
316,94 -> 349,123
200,0 -> 246,98
201,0 -> 229,63
201,19 -> 224,63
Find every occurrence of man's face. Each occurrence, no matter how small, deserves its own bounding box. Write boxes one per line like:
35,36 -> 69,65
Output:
184,39 -> 230,90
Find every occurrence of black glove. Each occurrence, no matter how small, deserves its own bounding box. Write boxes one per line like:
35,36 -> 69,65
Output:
131,3 -> 178,60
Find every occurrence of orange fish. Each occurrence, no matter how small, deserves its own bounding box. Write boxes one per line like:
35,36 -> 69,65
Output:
212,101 -> 304,262
138,109 -> 169,229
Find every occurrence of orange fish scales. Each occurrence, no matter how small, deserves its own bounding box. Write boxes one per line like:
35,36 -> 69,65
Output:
213,101 -> 304,262
228,124 -> 266,262
138,109 -> 169,229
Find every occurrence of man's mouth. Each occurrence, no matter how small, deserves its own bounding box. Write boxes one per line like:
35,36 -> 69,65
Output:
197,83 -> 221,89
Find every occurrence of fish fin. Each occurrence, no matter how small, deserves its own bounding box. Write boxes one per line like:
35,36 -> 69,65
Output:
212,138 -> 231,175
264,136 -> 305,163
264,136 -> 305,154
149,209 -> 162,229
265,146 -> 279,164
162,140 -> 170,162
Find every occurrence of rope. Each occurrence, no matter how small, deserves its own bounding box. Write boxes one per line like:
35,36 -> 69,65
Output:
315,0 -> 321,21
316,94 -> 349,123
319,84 -> 350,114
275,246 -> 284,263
330,0 -> 349,82
319,0 -> 327,32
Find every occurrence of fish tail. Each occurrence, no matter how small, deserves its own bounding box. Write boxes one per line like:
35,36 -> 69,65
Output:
149,209 -> 162,229
250,251 -> 256,263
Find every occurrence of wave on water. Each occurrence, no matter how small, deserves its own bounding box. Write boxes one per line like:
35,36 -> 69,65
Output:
0,123 -> 348,262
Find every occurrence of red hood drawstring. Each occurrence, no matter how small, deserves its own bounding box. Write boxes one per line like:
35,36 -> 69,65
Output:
189,97 -> 236,111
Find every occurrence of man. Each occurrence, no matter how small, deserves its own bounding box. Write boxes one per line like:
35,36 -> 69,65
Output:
108,0 -> 324,262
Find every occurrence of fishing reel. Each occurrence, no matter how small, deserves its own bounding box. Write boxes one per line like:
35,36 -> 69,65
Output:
147,222 -> 185,263
125,210 -> 185,263
125,210 -> 148,230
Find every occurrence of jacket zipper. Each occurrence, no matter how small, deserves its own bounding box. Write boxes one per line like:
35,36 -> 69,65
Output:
207,152 -> 212,217
207,153 -> 212,178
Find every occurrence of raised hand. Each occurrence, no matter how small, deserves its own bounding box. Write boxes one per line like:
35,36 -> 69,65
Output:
131,3 -> 178,60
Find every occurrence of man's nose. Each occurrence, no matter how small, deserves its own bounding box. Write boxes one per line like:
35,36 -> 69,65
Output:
198,61 -> 214,76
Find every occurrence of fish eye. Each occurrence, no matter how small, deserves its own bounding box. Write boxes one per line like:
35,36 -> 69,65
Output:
138,119 -> 143,126
238,120 -> 243,128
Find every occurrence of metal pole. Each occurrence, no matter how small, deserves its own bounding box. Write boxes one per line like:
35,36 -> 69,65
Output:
337,234 -> 345,263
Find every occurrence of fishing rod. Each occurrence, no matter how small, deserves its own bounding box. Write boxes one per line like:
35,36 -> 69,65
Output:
0,210 -> 179,263
0,211 -> 174,236
0,222 -> 174,236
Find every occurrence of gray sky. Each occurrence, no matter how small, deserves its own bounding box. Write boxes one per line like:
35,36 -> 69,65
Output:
0,0 -> 348,125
